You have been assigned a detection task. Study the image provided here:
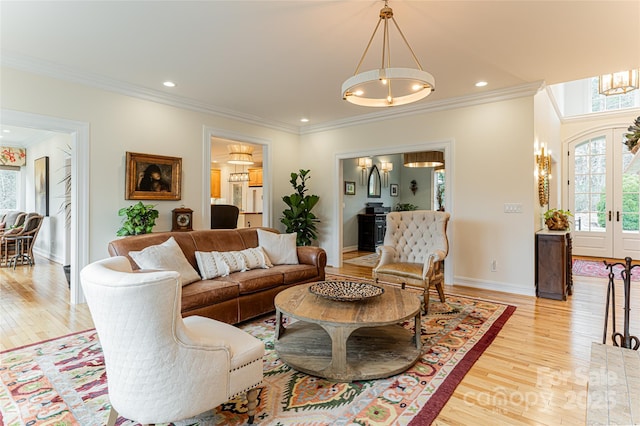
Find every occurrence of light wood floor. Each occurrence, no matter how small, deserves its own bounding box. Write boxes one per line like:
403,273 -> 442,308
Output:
1,253 -> 638,425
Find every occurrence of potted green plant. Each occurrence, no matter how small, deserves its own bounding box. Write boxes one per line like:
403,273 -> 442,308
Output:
116,202 -> 159,236
624,116 -> 640,154
394,203 -> 418,211
544,208 -> 573,231
281,169 -> 320,246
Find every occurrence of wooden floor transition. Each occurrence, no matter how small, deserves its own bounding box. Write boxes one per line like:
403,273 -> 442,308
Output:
1,252 -> 639,425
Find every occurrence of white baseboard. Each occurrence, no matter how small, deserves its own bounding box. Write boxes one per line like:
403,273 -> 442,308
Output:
453,276 -> 535,297
342,245 -> 358,253
33,247 -> 64,265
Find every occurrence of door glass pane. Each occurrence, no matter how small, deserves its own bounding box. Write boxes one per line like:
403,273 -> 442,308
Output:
621,146 -> 639,233
574,137 -> 606,232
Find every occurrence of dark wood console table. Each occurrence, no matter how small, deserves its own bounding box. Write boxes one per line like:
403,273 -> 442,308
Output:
358,214 -> 386,252
535,230 -> 572,300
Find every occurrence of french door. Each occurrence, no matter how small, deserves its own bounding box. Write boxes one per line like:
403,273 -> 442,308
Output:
568,128 -> 640,259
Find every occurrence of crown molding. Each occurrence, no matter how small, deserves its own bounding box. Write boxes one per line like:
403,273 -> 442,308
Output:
1,52 -> 300,135
300,81 -> 544,135
3,52 -> 544,137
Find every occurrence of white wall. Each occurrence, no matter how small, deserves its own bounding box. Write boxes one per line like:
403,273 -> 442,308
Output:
1,67 -> 299,269
26,133 -> 72,264
301,96 -> 537,295
534,88 -> 563,229
3,65 -> 553,297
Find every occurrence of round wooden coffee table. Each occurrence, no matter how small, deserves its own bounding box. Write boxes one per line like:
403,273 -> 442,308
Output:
274,282 -> 421,382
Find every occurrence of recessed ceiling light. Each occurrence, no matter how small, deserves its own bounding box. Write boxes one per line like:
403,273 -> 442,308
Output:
475,81 -> 488,87
300,118 -> 309,123
163,81 -> 176,88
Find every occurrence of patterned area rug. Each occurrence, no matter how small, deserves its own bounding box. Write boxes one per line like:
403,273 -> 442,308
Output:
572,259 -> 640,281
344,253 -> 380,267
0,274 -> 515,425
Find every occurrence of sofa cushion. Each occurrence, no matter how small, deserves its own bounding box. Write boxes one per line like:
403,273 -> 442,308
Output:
222,268 -> 284,294
181,280 -> 239,312
195,251 -> 230,279
257,229 -> 298,265
190,229 -> 247,252
278,264 -> 321,284
129,236 -> 201,285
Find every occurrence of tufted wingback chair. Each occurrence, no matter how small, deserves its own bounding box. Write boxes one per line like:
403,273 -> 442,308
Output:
373,210 -> 450,314
80,256 -> 264,425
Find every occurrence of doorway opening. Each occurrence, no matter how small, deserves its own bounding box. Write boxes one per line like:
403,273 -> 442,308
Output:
334,140 -> 454,285
203,127 -> 271,230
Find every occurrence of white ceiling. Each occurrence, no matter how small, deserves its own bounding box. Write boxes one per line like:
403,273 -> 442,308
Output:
1,1 -> 639,134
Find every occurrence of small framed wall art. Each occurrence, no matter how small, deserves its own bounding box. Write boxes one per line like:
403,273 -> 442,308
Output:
125,152 -> 182,200
344,181 -> 356,195
34,156 -> 49,216
390,183 -> 399,197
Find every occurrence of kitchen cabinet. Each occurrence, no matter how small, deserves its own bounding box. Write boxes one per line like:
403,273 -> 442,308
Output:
248,168 -> 263,187
210,169 -> 221,198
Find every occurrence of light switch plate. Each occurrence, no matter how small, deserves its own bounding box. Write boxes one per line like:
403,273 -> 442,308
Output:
504,203 -> 523,213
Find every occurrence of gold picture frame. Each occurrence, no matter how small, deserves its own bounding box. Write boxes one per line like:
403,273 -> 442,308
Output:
125,152 -> 182,200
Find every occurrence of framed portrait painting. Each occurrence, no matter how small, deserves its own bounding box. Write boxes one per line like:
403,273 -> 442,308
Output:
390,183 -> 399,197
344,181 -> 356,195
125,152 -> 182,200
34,156 -> 49,216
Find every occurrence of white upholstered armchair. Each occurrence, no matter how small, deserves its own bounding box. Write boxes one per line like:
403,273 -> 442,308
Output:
373,210 -> 450,314
80,256 -> 264,425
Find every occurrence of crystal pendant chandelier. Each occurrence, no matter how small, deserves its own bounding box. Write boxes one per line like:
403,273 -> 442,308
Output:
342,0 -> 435,107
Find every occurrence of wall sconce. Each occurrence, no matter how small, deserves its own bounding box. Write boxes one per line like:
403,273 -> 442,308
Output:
380,161 -> 393,187
358,157 -> 372,185
535,143 -> 552,206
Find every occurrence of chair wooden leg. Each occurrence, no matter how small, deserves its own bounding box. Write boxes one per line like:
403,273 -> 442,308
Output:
106,406 -> 118,426
435,279 -> 446,302
246,387 -> 258,424
423,286 -> 431,315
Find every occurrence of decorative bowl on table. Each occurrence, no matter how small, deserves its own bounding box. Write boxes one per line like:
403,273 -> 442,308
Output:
309,280 -> 384,302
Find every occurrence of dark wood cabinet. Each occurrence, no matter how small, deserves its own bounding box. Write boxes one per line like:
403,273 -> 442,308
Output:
358,214 -> 386,252
535,230 -> 573,300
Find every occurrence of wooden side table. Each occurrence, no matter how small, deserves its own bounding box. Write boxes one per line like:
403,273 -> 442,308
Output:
535,230 -> 572,300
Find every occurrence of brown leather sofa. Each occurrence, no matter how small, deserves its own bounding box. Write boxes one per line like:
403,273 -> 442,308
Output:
108,227 -> 327,324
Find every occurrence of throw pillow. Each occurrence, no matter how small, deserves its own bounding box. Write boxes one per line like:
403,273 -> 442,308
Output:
257,229 -> 298,265
195,251 -> 230,279
241,246 -> 273,270
218,251 -> 247,273
129,237 -> 201,286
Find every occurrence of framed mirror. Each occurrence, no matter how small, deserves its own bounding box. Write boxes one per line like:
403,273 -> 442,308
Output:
368,165 -> 381,198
